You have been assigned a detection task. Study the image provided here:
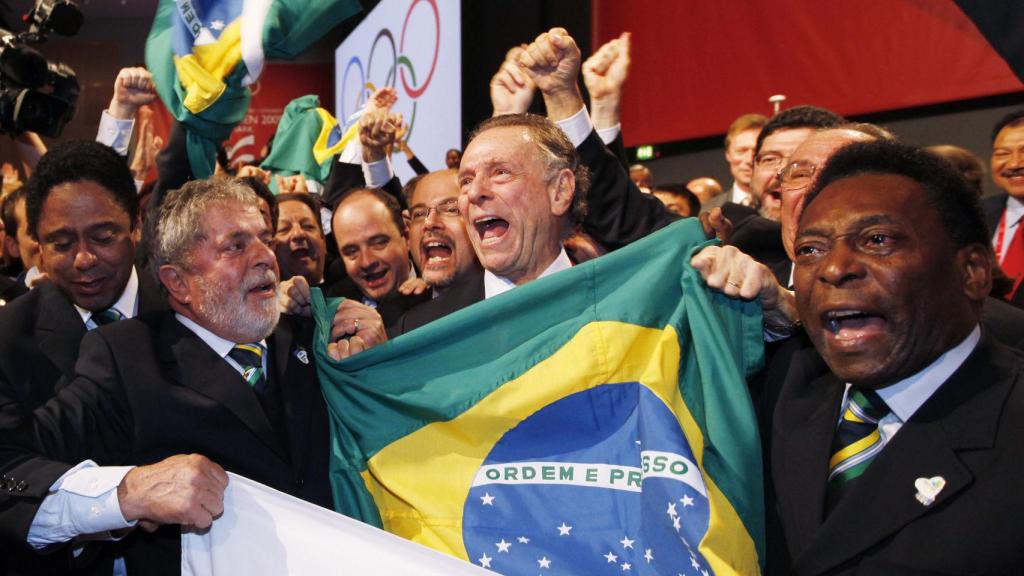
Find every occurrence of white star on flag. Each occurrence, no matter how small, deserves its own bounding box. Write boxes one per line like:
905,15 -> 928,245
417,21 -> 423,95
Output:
691,557 -> 701,570
557,522 -> 573,536
517,536 -> 530,544
604,552 -> 618,563
209,19 -> 225,30
681,494 -> 695,507
667,501 -> 677,516
673,516 -> 681,531
478,553 -> 492,568
481,493 -> 495,505
644,549 -> 654,563
496,539 -> 511,553
702,570 -> 710,576
621,562 -> 632,571
620,536 -> 635,549
538,556 -> 551,569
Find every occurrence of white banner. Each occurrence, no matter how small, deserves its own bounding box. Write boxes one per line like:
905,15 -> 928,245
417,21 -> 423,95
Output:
181,473 -> 494,575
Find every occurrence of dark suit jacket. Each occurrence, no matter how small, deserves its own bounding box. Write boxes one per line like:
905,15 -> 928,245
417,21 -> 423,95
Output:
982,192 -> 1007,235
0,311 -> 333,576
0,274 -> 26,304
0,275 -> 165,429
728,212 -> 791,286
390,268 -> 486,336
323,276 -> 431,329
576,130 -> 679,251
770,334 -> 1024,575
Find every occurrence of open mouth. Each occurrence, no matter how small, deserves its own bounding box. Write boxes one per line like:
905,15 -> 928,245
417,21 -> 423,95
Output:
244,271 -> 278,298
362,268 -> 390,289
422,238 -> 453,266
474,216 -> 509,244
291,248 -> 312,261
74,277 -> 106,294
821,309 -> 886,342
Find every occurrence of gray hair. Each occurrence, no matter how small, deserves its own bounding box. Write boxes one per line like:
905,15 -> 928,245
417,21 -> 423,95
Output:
153,178 -> 263,269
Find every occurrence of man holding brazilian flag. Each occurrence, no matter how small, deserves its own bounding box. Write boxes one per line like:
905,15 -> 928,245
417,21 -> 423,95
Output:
310,219 -> 766,575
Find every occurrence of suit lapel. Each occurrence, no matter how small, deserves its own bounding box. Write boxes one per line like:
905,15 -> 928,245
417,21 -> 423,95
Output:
34,285 -> 88,380
792,335 -> 1015,574
269,317 -> 317,475
773,354 -> 844,555
159,315 -> 286,459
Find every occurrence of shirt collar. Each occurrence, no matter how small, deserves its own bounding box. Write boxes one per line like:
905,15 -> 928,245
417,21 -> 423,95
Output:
484,248 -> 573,299
873,325 -> 981,423
76,267 -> 139,326
1006,195 -> 1024,226
730,182 -> 752,206
174,312 -> 267,358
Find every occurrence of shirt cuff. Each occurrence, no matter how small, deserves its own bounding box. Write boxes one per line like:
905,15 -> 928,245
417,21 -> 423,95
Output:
554,106 -> 594,149
597,124 -> 621,146
28,461 -> 136,548
337,132 -> 362,164
363,158 -> 393,188
96,111 -> 134,156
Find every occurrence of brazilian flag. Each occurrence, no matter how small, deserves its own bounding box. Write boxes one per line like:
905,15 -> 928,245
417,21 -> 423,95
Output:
260,94 -> 353,189
145,0 -> 361,179
311,219 -> 766,575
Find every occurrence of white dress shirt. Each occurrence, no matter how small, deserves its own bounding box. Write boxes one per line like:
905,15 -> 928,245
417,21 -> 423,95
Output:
75,267 -> 139,330
484,248 -> 573,299
839,325 -> 981,444
993,195 -> 1024,264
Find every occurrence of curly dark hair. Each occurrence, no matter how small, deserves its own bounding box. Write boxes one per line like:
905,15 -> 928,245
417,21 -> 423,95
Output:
26,139 -> 137,239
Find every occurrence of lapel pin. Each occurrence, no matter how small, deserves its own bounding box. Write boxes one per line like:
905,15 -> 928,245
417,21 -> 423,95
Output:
914,476 -> 946,506
295,347 -> 309,365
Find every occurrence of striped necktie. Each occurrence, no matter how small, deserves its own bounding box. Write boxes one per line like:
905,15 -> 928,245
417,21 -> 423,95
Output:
826,387 -> 890,511
92,308 -> 124,327
229,344 -> 267,392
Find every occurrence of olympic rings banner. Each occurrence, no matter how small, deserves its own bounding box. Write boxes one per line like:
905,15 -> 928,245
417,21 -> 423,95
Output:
334,0 -> 461,181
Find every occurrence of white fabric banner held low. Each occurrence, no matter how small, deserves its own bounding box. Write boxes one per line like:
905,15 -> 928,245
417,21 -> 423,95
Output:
181,473 -> 496,575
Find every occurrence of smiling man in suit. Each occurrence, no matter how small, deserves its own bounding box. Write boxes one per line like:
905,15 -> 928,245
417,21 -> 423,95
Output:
0,178 -> 385,575
773,139 -> 1024,574
0,140 -> 166,429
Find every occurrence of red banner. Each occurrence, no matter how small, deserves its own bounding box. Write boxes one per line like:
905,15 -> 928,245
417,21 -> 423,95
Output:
592,0 -> 1024,146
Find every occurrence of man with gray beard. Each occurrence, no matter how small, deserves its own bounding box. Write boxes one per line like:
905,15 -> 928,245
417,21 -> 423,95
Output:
0,179 -> 384,575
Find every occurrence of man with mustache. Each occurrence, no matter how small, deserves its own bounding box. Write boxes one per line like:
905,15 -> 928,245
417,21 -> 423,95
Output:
0,179 -> 383,575
983,110 -> 1024,307
391,169 -> 482,334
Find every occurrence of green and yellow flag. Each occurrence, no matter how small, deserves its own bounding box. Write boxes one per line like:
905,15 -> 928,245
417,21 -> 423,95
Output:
260,94 -> 354,188
311,219 -> 766,575
145,0 -> 361,178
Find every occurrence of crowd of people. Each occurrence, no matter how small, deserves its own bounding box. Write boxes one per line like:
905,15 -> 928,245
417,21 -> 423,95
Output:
0,23 -> 1021,576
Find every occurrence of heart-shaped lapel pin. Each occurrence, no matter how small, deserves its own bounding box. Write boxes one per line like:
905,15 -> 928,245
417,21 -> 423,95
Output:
914,476 -> 946,506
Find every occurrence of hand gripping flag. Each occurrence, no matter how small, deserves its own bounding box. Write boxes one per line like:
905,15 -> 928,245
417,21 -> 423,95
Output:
145,0 -> 361,179
259,94 -> 355,187
311,219 -> 767,575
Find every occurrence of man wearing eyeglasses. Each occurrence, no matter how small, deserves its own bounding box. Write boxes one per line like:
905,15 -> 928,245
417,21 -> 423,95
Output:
727,107 -> 844,285
404,170 -> 481,296
390,170 -> 485,335
748,106 -> 843,223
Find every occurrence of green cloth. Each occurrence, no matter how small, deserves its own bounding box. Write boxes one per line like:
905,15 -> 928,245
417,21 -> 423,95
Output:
311,219 -> 767,573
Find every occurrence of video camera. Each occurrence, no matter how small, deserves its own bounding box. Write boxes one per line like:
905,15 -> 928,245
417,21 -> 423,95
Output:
0,0 -> 82,138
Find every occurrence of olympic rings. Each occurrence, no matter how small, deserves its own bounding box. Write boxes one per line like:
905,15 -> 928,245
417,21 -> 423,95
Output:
338,0 -> 442,136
